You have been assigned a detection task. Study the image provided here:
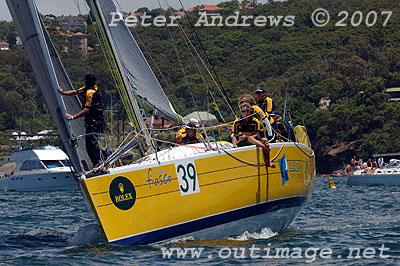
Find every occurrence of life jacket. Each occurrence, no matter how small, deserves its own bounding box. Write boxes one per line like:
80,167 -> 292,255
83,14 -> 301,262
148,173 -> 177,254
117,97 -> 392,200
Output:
258,96 -> 274,114
77,85 -> 105,132
176,127 -> 204,143
252,105 -> 274,125
232,116 -> 263,137
274,118 -> 291,141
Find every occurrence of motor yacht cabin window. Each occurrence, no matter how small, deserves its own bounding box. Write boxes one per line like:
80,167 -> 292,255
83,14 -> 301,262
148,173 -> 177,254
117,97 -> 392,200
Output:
20,160 -> 45,171
42,160 -> 64,169
60,160 -> 71,167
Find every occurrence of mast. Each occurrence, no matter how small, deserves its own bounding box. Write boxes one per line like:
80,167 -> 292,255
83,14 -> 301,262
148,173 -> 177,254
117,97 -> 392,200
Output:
6,0 -> 85,175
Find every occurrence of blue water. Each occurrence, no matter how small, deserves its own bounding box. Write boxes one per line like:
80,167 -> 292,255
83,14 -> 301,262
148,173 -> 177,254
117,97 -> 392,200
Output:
1,177 -> 399,265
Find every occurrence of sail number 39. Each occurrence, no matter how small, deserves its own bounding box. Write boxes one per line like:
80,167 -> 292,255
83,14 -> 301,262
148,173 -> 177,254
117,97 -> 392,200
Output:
175,161 -> 200,196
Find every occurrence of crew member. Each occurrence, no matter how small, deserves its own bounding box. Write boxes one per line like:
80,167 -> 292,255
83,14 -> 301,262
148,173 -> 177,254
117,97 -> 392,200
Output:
58,73 -> 106,167
256,87 -> 275,115
271,111 -> 291,142
176,122 -> 204,144
232,103 -> 275,168
239,94 -> 274,127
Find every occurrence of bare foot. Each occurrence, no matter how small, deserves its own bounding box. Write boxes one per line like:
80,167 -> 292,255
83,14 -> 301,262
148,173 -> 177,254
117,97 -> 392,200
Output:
268,162 -> 276,168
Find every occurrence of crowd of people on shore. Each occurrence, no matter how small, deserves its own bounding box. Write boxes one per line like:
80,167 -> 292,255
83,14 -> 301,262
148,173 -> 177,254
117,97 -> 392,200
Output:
346,155 -> 385,174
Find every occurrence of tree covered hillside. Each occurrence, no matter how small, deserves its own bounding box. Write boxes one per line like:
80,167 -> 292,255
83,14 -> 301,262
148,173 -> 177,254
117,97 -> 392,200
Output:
0,0 -> 399,173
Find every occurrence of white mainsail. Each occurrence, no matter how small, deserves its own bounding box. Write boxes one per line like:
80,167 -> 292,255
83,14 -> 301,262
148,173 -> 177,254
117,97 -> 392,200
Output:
86,0 -> 179,122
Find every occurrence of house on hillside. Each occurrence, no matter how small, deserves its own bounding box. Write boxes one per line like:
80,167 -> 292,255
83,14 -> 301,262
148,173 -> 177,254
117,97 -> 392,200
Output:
183,111 -> 217,126
238,1 -> 263,11
186,7 -> 196,13
124,12 -> 143,19
0,42 -> 10,50
67,32 -> 88,53
146,117 -> 176,131
186,5 -> 224,13
57,15 -> 87,30
385,88 -> 400,102
199,5 -> 224,13
45,26 -> 71,35
173,11 -> 186,17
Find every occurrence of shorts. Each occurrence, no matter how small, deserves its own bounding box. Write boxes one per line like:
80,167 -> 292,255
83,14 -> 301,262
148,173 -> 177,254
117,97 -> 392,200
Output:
237,136 -> 250,147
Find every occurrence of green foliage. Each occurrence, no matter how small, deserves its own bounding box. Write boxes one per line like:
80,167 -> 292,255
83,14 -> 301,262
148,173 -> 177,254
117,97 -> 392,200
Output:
136,7 -> 150,13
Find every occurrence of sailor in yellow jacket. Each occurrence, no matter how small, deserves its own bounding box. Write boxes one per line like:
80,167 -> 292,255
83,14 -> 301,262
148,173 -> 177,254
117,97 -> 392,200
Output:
238,94 -> 274,126
256,87 -> 275,115
58,73 -> 106,167
232,103 -> 275,168
176,122 -> 204,144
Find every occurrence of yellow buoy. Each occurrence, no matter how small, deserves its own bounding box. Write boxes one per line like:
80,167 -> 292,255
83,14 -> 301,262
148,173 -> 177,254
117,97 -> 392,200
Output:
329,176 -> 336,189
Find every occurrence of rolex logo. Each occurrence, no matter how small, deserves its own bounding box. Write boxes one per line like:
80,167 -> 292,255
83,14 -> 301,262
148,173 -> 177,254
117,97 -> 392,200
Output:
118,183 -> 124,193
109,176 -> 136,211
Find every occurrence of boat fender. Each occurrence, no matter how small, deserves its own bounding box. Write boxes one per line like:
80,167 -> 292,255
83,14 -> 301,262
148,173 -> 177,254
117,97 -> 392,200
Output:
263,117 -> 273,137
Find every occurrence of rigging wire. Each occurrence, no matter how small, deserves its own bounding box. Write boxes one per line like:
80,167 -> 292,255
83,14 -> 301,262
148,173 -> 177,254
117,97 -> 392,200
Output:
84,0 -> 151,154
74,0 -> 82,15
206,88 -> 219,149
176,24 -> 228,146
171,19 -> 228,146
129,27 -> 188,116
176,0 -> 237,118
84,1 -> 313,162
176,19 -> 221,113
111,0 -> 173,154
83,2 -> 135,127
158,0 -> 200,118
175,23 -> 236,118
160,0 -> 229,148
158,0 -> 214,149
96,0 -> 178,154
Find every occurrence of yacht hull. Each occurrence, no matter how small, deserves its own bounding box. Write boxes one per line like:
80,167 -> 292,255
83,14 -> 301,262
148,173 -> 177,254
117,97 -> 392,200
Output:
0,171 -> 76,191
347,174 -> 400,186
81,143 -> 315,245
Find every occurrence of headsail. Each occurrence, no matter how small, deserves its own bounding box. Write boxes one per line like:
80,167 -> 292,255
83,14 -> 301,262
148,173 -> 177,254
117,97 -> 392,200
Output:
86,0 -> 179,122
6,0 -> 87,174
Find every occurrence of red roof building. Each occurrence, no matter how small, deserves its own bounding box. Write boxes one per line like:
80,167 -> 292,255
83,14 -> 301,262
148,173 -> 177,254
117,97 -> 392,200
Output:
146,117 -> 175,130
238,2 -> 262,11
185,7 -> 196,13
0,42 -> 10,50
57,15 -> 87,30
125,13 -> 143,18
173,11 -> 186,17
198,5 -> 224,12
67,32 -> 88,53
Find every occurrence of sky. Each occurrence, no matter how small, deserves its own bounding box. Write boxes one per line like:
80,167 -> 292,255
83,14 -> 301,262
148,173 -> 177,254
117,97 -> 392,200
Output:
0,0 -> 225,21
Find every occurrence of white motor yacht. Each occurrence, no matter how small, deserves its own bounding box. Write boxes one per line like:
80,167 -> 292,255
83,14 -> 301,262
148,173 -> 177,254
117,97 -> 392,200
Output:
0,145 -> 76,191
347,159 -> 400,186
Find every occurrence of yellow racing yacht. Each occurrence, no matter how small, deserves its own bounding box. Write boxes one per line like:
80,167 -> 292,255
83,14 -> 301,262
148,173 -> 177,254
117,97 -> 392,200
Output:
8,0 -> 315,245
